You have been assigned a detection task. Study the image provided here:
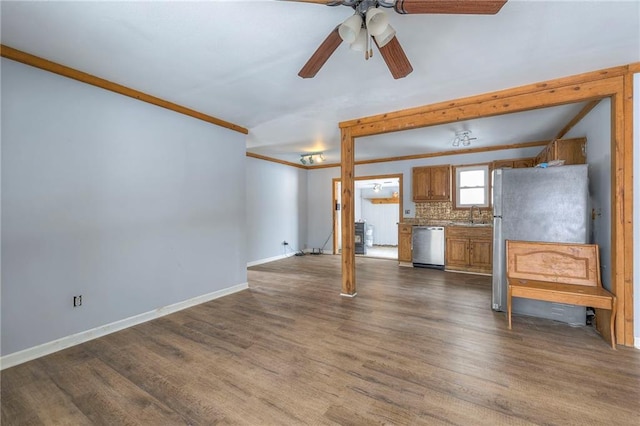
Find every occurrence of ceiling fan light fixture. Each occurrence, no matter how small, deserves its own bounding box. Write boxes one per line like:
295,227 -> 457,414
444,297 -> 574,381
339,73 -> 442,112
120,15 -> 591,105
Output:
339,14 -> 363,43
374,24 -> 396,47
350,27 -> 368,51
365,8 -> 389,37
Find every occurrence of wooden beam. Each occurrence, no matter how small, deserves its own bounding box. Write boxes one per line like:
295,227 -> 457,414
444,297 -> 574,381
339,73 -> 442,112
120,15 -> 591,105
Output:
1,44 -> 248,135
340,64 -> 630,130
340,127 -> 356,296
621,71 -> 634,345
555,100 -> 600,139
348,78 -> 617,138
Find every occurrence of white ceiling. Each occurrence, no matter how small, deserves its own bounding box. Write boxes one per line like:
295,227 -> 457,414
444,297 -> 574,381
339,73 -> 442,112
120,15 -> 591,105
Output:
2,1 -> 639,165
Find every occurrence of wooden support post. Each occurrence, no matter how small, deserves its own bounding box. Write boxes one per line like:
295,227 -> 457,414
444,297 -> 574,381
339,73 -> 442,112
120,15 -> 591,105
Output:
340,128 -> 356,296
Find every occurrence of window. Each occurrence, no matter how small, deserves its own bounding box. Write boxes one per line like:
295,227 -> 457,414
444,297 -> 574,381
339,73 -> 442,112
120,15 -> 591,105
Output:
454,164 -> 490,208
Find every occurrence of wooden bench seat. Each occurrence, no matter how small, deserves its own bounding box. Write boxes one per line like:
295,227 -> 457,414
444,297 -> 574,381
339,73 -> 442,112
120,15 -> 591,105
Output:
506,240 -> 616,348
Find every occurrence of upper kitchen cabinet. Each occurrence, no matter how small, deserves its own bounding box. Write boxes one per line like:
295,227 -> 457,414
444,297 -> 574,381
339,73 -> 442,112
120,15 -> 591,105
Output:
492,157 -> 535,169
535,137 -> 587,165
412,165 -> 451,202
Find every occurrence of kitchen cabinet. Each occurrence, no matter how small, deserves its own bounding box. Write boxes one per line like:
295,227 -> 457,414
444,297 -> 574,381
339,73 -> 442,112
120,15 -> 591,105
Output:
492,157 -> 535,169
445,226 -> 492,274
535,137 -> 586,165
398,224 -> 413,266
412,165 -> 450,202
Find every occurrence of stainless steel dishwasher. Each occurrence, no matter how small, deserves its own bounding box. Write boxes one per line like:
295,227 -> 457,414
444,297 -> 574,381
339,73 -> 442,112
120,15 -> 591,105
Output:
412,226 -> 445,269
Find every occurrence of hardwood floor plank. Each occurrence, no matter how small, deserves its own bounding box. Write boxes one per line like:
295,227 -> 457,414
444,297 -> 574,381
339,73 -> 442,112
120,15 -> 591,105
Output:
3,255 -> 640,424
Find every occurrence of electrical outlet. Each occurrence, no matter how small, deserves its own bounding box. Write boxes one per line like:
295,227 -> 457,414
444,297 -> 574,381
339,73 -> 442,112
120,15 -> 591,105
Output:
282,241 -> 289,246
73,295 -> 82,307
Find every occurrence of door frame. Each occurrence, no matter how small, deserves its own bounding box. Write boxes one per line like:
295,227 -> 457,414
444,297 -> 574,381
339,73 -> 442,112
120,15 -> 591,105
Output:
332,173 -> 403,255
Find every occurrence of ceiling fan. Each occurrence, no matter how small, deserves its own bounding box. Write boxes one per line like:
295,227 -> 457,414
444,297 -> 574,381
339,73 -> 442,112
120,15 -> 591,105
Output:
294,0 -> 508,79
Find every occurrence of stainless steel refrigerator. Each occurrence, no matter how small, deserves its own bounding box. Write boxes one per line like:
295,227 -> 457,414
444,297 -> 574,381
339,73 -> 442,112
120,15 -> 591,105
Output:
492,165 -> 590,325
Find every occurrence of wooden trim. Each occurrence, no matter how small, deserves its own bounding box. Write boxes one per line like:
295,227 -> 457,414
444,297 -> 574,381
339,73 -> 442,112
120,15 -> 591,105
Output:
340,128 -> 356,295
622,71 -> 634,345
251,139 -> 554,171
332,178 -> 340,255
1,44 -> 248,135
340,64 -> 630,129
367,197 -> 399,204
628,62 -> 640,73
246,152 -> 307,169
354,139 -> 550,165
555,100 -> 601,139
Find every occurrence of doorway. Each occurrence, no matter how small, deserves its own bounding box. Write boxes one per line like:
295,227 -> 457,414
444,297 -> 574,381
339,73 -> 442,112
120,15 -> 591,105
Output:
333,174 -> 403,259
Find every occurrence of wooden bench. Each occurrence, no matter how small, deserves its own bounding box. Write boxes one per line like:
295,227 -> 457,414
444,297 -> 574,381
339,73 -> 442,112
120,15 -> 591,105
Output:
506,240 -> 617,348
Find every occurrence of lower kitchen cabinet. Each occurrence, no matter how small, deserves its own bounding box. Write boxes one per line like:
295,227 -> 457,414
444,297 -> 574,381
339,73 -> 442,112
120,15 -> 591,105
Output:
445,226 -> 492,274
398,223 -> 413,266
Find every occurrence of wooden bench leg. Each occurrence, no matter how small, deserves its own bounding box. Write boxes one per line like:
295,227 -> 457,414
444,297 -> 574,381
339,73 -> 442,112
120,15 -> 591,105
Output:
609,296 -> 617,349
507,285 -> 512,330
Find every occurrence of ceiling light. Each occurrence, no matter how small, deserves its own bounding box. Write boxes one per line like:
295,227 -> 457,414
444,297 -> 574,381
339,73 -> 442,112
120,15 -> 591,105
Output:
350,27 -> 368,52
300,152 -> 325,165
452,131 -> 477,148
374,24 -> 396,48
366,8 -> 389,37
339,14 -> 363,43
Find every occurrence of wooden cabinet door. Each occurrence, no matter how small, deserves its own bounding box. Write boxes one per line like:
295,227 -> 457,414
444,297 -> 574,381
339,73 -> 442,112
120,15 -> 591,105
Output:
555,139 -> 587,165
445,238 -> 469,268
398,225 -> 413,263
429,166 -> 451,201
412,167 -> 431,201
469,239 -> 493,272
492,159 -> 514,169
513,158 -> 534,168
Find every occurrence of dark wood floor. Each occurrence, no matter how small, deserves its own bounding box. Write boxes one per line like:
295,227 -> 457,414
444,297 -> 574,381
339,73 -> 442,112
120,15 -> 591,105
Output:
3,255 -> 640,425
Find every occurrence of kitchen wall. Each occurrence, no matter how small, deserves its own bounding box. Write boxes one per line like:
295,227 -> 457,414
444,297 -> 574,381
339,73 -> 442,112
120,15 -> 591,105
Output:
1,59 -> 247,359
246,157 -> 307,264
565,99 -> 612,291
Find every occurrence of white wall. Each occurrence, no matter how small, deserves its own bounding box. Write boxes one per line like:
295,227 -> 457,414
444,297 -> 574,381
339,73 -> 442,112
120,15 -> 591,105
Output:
634,73 -> 639,346
566,99 -> 612,291
246,157 -> 307,264
359,186 -> 400,245
1,59 -> 247,357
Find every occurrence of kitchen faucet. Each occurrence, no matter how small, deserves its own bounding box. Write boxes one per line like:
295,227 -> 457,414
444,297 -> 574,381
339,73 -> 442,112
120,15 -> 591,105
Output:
469,205 -> 481,224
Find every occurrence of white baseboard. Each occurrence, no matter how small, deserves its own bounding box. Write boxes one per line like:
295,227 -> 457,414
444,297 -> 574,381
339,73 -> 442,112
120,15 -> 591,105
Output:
247,253 -> 290,267
0,282 -> 249,370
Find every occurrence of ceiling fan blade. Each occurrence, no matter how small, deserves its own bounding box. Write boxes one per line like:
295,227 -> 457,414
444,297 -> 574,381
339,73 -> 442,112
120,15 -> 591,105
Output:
298,26 -> 343,79
375,36 -> 413,79
394,0 -> 508,15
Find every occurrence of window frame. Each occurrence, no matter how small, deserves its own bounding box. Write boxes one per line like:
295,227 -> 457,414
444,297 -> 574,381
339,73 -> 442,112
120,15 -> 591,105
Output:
452,163 -> 491,209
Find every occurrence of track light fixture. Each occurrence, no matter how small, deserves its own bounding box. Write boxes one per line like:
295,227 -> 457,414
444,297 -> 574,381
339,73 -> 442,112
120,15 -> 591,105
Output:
300,152 -> 325,165
452,131 -> 477,148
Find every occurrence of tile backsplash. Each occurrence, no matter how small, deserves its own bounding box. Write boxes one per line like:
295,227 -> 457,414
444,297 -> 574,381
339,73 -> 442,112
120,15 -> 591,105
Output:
414,201 -> 493,224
